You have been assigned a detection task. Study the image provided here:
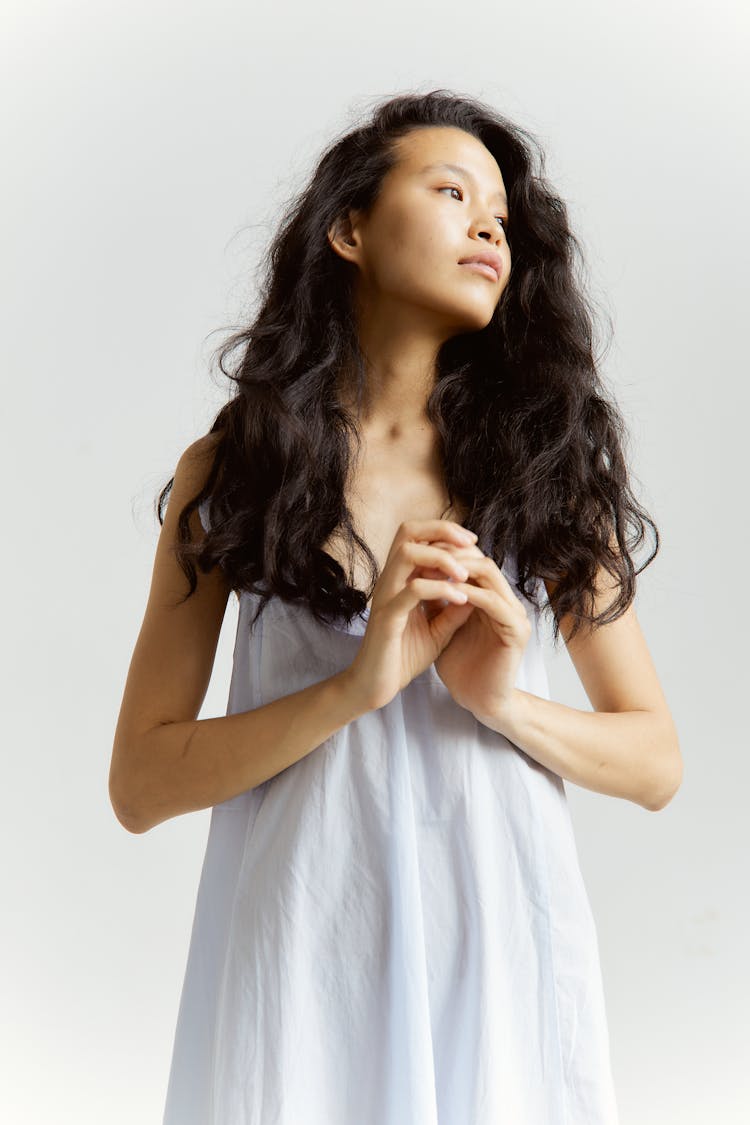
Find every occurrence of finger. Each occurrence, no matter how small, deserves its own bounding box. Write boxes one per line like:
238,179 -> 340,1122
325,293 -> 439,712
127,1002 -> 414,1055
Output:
406,542 -> 475,581
410,541 -> 485,592
413,542 -> 485,594
395,519 -> 478,549
425,539 -> 485,560
379,541 -> 474,603
388,575 -> 470,623
451,554 -> 528,616
425,598 -> 476,646
453,580 -> 532,639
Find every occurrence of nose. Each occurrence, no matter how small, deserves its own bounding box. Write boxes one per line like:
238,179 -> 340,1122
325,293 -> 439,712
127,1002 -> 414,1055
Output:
469,213 -> 506,247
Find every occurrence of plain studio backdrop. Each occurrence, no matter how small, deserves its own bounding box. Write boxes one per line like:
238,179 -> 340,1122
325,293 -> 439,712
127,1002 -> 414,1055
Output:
2,1 -> 747,1121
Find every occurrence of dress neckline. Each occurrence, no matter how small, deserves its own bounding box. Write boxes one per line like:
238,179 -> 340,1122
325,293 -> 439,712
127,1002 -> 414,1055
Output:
241,529 -> 506,638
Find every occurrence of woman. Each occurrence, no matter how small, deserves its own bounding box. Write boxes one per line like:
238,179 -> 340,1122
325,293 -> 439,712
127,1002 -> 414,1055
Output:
110,89 -> 682,1124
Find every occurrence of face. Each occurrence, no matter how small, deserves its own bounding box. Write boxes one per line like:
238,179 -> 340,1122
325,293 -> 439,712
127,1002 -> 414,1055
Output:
328,126 -> 511,335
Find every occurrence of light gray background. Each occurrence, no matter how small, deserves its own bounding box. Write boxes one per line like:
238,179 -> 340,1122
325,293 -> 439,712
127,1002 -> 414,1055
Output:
2,1 -> 747,1121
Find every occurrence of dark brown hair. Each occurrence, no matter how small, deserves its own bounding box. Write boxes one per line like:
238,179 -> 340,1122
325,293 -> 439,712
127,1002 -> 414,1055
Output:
158,87 -> 658,646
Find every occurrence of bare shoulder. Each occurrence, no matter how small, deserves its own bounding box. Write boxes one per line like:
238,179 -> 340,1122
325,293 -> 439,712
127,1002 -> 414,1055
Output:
185,429 -> 223,458
111,432 -> 231,776
178,430 -> 223,481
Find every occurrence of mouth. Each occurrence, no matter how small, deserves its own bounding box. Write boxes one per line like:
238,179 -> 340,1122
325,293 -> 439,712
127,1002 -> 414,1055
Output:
458,260 -> 500,282
457,251 -> 503,282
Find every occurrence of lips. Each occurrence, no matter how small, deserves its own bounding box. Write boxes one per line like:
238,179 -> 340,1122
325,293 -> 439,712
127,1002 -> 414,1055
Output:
458,251 -> 503,281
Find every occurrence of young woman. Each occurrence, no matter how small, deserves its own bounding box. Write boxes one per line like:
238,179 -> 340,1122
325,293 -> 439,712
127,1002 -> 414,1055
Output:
110,89 -> 681,1124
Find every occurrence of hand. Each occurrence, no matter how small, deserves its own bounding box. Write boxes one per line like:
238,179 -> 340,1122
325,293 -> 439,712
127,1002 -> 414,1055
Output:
343,519 -> 482,712
416,541 -> 533,724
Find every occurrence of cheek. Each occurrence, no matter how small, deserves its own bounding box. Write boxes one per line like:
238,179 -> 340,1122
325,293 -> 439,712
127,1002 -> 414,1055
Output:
370,212 -> 440,290
391,205 -> 436,258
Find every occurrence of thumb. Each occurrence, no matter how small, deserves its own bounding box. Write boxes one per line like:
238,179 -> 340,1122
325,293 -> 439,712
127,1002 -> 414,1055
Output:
428,599 -> 475,651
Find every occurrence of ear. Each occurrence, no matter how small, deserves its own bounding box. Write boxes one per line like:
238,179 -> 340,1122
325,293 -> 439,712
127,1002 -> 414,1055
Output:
326,208 -> 364,264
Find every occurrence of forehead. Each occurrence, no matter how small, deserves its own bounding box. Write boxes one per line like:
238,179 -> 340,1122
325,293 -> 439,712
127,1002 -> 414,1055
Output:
392,126 -> 507,196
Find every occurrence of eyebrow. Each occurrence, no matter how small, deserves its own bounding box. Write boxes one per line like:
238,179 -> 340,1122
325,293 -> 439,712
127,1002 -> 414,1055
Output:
419,162 -> 508,207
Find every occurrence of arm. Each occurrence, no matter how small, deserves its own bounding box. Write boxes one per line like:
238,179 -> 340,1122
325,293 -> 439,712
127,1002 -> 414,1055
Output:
482,689 -> 681,811
109,435 -> 371,835
115,669 -> 368,834
477,574 -> 683,812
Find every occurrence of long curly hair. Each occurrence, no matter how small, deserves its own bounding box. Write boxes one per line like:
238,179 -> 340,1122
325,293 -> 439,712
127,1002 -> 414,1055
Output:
158,87 -> 658,646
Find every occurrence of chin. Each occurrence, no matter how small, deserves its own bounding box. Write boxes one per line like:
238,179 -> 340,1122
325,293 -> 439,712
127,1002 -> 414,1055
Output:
450,303 -> 496,333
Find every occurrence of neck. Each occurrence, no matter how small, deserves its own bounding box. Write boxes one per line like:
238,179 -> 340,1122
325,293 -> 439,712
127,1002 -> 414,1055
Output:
337,298 -> 450,441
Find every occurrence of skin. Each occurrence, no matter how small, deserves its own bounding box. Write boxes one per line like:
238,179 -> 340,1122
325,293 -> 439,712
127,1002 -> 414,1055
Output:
327,125 -> 683,811
328,124 -> 510,441
323,124 -> 509,595
110,126 -> 682,832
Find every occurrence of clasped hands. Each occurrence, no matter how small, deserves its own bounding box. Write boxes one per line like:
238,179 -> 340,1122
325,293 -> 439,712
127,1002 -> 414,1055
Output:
415,534 -> 532,725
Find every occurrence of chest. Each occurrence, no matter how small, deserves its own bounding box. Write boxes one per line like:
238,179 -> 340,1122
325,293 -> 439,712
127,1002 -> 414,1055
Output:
319,446 -> 468,597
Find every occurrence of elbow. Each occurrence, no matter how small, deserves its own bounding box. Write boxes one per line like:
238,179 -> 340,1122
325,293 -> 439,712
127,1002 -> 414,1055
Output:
109,762 -> 151,835
114,808 -> 151,835
110,788 -> 149,835
643,735 -> 684,812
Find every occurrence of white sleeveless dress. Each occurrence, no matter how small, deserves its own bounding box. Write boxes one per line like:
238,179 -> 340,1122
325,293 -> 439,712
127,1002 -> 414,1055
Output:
162,499 -> 619,1124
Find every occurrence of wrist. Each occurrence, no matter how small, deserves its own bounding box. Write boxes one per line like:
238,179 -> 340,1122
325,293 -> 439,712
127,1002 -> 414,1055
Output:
334,665 -> 378,719
473,688 -> 525,738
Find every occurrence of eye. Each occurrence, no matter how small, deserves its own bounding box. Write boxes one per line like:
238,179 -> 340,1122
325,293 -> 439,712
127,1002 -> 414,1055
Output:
439,185 -> 508,230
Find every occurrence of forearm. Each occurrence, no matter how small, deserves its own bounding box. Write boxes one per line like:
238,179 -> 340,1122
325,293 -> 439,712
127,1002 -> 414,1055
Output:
478,689 -> 682,811
112,670 -> 371,834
